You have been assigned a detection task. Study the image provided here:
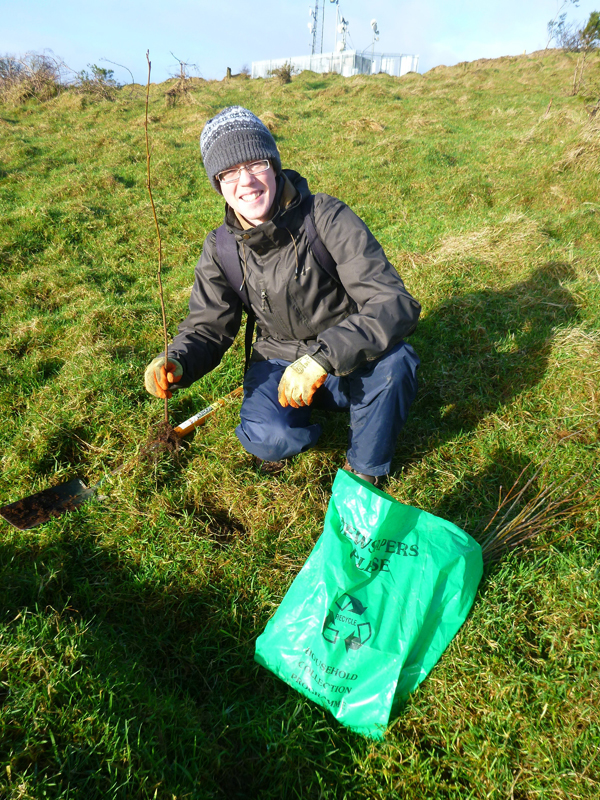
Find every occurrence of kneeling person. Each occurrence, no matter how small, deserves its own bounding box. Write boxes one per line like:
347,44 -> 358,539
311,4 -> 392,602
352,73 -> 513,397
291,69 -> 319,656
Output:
144,106 -> 421,485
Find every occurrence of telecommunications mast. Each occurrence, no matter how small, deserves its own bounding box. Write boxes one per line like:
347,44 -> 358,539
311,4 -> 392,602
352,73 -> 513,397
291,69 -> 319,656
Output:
308,2 -> 320,55
337,14 -> 349,51
370,19 -> 380,62
330,1 -> 349,53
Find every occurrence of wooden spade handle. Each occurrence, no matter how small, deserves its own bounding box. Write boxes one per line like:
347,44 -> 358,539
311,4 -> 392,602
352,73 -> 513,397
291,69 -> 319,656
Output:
173,386 -> 244,438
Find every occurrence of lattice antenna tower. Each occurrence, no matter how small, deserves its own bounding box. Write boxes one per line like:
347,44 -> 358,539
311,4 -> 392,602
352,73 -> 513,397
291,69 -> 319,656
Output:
308,2 -> 320,55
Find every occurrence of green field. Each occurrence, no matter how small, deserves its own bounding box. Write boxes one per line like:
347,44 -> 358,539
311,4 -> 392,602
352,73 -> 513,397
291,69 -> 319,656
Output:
1,49 -> 599,798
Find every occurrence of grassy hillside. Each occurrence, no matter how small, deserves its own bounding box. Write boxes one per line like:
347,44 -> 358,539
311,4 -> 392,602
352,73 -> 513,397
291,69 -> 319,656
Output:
0,49 -> 599,799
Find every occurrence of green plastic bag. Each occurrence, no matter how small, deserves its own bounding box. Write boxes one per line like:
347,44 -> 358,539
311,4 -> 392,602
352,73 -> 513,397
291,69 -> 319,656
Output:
255,469 -> 483,739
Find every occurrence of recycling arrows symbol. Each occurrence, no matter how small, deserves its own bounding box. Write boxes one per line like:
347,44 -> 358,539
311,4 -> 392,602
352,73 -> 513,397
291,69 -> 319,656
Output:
322,611 -> 340,644
335,594 -> 368,616
344,622 -> 372,652
322,593 -> 372,650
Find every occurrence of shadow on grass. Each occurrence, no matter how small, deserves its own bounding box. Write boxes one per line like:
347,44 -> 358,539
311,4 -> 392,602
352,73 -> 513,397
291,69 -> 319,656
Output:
397,261 -> 578,468
0,528 -> 366,800
0,454 -> 580,798
299,261 -> 578,479
430,447 -> 537,535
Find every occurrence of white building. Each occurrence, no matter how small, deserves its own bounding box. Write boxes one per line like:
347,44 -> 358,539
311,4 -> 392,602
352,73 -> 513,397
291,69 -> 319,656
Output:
251,51 -> 419,80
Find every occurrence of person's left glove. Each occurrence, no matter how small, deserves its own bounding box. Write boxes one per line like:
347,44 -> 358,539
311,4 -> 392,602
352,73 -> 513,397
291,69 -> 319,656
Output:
278,354 -> 327,408
144,356 -> 183,399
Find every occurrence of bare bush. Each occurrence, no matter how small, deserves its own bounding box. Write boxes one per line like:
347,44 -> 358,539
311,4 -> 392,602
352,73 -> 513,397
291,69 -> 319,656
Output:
548,9 -> 600,52
165,53 -> 199,107
547,16 -> 581,50
0,51 -> 65,104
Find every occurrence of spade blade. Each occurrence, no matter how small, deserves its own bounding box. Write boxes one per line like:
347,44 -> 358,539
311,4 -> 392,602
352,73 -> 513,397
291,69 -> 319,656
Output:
0,479 -> 96,530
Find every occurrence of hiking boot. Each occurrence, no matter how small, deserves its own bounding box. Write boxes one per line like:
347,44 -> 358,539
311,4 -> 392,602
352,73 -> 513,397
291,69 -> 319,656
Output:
252,455 -> 289,476
343,460 -> 385,488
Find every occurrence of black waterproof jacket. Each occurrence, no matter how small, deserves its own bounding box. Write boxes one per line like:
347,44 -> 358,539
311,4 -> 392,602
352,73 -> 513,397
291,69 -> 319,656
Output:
168,170 -> 421,386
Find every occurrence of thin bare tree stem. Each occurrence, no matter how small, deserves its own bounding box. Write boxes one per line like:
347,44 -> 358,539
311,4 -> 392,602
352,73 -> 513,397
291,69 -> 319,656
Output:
479,482 -> 588,563
145,51 -> 169,424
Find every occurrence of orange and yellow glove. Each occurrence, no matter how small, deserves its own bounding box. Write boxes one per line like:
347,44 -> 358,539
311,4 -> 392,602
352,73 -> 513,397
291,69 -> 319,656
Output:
278,354 -> 327,408
144,356 -> 183,399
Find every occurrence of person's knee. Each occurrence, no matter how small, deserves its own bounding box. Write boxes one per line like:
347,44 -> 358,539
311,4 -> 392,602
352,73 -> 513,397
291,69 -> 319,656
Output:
237,415 -> 297,461
249,427 -> 291,461
237,415 -> 321,461
385,341 -> 420,374
370,343 -> 419,394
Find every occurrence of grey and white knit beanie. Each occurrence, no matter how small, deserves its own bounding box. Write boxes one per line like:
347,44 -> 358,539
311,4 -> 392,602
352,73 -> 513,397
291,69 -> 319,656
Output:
200,106 -> 281,193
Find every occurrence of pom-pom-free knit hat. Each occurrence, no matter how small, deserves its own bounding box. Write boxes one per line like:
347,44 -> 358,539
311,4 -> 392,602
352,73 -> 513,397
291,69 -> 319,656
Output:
200,106 -> 281,193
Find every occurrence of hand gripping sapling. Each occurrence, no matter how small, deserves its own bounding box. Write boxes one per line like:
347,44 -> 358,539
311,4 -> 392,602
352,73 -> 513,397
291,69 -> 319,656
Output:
144,356 -> 183,399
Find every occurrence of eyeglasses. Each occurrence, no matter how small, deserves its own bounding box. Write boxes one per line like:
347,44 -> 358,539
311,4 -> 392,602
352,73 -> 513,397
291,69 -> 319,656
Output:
217,159 -> 271,184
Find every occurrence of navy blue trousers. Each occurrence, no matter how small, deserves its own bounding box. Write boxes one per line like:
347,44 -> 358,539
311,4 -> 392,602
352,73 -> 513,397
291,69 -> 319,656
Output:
235,341 -> 420,477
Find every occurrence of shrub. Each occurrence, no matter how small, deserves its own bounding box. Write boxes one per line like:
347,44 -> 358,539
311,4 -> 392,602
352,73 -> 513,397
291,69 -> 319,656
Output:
548,9 -> 600,52
0,52 -> 63,104
74,64 -> 119,100
269,62 -> 295,85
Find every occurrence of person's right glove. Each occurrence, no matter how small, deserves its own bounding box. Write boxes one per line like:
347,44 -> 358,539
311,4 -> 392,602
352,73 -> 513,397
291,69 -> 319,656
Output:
144,356 -> 183,399
278,354 -> 327,408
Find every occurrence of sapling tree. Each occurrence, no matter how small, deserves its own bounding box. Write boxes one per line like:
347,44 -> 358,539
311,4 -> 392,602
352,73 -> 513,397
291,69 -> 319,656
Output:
144,51 -> 170,428
169,52 -> 197,82
548,4 -> 600,52
164,52 -> 200,107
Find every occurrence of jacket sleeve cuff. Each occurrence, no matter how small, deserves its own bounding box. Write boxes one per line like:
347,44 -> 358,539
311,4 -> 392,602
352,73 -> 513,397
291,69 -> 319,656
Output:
306,346 -> 332,374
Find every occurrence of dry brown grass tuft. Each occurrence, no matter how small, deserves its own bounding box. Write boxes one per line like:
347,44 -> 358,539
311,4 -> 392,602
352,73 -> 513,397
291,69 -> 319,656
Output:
259,110 -> 288,131
546,327 -> 600,412
343,117 -> 385,132
552,326 -> 600,359
48,92 -> 87,111
404,113 -> 438,130
554,122 -> 600,174
434,213 -> 546,263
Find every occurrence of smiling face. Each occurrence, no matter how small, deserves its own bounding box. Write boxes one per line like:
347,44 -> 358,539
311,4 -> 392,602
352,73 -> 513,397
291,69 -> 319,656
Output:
219,160 -> 277,226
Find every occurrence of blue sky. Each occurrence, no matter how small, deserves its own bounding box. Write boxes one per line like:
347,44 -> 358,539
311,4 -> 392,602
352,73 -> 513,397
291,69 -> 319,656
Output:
1,0 -> 597,84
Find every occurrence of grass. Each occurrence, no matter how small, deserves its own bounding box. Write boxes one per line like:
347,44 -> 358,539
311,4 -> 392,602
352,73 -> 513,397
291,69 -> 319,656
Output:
0,49 -> 599,798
